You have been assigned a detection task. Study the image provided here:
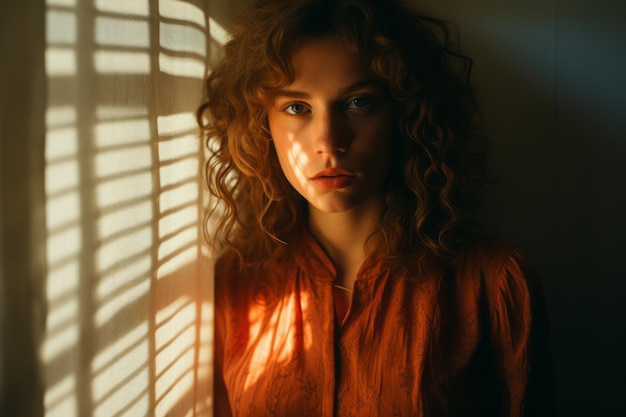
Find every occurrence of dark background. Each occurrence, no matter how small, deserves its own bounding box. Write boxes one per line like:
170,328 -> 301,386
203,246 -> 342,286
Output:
417,0 -> 626,415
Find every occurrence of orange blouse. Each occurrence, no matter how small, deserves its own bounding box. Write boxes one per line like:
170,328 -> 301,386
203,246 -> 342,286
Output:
213,233 -> 552,416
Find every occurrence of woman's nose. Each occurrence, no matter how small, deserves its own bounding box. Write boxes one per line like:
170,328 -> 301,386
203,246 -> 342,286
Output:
313,110 -> 351,155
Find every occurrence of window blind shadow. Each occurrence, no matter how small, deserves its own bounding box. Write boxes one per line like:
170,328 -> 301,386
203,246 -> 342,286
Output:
43,0 -> 224,416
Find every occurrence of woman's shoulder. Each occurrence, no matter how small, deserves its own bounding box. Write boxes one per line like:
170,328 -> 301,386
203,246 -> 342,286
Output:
452,239 -> 545,319
455,238 -> 531,274
214,249 -> 264,312
213,248 -> 259,299
452,238 -> 539,296
214,247 -> 290,297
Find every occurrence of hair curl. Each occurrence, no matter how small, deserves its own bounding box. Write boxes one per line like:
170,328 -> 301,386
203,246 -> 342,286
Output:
197,0 -> 488,268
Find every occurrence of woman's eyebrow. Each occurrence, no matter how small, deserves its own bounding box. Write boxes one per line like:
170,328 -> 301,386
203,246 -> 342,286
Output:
338,79 -> 380,95
273,89 -> 310,99
274,79 -> 381,99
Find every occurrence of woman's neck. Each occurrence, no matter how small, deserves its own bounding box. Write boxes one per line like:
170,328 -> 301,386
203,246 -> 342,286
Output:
307,199 -> 383,287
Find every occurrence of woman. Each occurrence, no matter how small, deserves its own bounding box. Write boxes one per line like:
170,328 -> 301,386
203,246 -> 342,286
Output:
198,0 -> 553,415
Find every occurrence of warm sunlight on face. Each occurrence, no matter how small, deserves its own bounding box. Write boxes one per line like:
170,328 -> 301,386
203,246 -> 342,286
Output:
267,37 -> 392,214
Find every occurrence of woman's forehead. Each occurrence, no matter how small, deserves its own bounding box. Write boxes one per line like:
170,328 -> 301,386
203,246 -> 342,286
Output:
283,37 -> 374,92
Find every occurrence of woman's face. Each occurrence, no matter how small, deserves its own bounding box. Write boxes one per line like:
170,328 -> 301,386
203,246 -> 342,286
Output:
267,37 -> 392,214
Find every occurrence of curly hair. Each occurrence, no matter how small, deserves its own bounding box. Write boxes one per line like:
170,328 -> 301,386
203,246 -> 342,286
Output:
197,0 -> 487,268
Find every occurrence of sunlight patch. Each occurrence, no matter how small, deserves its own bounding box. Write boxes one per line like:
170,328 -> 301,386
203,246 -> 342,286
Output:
159,53 -> 205,78
46,48 -> 76,76
94,51 -> 151,74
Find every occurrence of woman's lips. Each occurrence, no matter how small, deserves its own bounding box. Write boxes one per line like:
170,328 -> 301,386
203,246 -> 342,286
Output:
311,168 -> 356,190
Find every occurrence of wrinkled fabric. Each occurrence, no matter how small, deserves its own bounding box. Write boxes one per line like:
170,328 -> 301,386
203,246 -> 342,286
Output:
213,232 -> 552,417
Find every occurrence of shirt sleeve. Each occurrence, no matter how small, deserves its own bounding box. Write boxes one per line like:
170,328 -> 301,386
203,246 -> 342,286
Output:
486,248 -> 555,417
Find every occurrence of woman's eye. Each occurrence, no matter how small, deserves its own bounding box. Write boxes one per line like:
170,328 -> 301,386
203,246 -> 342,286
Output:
284,103 -> 307,115
346,97 -> 373,109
